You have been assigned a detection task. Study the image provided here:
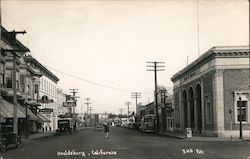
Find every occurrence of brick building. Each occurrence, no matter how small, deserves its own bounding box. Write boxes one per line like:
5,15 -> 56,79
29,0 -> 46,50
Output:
171,46 -> 249,138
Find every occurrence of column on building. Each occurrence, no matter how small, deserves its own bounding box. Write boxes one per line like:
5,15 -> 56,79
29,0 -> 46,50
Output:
213,69 -> 225,136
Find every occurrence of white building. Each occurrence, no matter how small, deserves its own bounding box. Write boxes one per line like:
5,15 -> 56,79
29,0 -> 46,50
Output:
39,67 -> 59,132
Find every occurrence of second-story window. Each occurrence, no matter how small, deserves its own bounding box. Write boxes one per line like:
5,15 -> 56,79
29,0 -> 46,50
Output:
6,70 -> 12,88
0,63 -> 5,86
20,75 -> 25,92
41,78 -> 43,91
35,84 -> 39,94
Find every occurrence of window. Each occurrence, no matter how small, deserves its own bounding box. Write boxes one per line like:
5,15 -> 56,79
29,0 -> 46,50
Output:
205,94 -> 212,124
237,101 -> 247,122
41,79 -> 43,91
6,70 -> 12,88
45,80 -> 47,92
27,84 -> 30,94
35,84 -> 39,94
234,91 -> 249,123
20,75 -> 25,92
0,63 -> 4,85
206,102 -> 212,124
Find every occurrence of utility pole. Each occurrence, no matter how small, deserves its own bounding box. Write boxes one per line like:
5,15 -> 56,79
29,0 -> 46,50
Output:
85,98 -> 91,125
69,89 -> 79,116
125,101 -> 131,122
119,108 -> 123,119
2,30 -> 28,134
89,106 -> 93,123
146,61 -> 165,134
131,92 -> 141,116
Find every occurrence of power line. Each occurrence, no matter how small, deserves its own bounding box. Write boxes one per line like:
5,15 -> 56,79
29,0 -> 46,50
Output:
46,66 -> 144,94
196,0 -> 200,57
1,8 -> 154,96
1,9 -> 25,31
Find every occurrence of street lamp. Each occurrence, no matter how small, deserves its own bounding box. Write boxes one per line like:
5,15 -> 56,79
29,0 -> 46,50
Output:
238,92 -> 243,139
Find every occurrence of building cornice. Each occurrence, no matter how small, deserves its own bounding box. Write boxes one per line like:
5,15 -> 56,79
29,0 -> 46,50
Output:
171,46 -> 249,82
24,55 -> 59,83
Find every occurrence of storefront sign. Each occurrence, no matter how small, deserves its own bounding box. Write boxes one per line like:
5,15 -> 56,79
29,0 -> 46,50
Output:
39,108 -> 53,113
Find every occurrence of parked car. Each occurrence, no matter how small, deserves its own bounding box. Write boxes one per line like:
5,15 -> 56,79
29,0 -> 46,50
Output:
133,122 -> 141,130
139,122 -> 154,133
0,132 -> 21,152
0,137 -> 6,152
94,124 -> 103,131
128,122 -> 134,129
0,125 -> 21,152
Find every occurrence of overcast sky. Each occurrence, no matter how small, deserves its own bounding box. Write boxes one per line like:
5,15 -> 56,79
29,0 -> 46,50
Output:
1,0 -> 249,114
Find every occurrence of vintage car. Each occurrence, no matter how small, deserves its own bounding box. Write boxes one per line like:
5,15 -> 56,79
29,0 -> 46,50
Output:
0,125 -> 21,152
56,118 -> 75,135
139,122 -> 154,133
93,123 -> 103,131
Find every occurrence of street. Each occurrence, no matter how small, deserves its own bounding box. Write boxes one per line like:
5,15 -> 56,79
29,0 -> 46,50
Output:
1,127 -> 250,159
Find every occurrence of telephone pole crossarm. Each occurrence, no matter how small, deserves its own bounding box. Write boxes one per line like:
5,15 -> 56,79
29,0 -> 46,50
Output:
146,61 -> 166,134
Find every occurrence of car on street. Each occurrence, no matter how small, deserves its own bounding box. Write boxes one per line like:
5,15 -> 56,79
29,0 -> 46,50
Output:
0,125 -> 21,152
94,124 -> 103,131
56,118 -> 75,135
139,122 -> 154,133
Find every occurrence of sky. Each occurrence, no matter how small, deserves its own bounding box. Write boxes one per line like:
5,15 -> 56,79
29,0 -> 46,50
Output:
1,0 -> 249,114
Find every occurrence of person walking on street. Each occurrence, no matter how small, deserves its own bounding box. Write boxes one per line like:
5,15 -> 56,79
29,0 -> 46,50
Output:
104,123 -> 109,138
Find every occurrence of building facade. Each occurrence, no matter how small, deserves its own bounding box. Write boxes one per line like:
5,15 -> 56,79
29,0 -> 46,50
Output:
171,46 -> 250,138
39,68 -> 59,132
24,55 -> 59,132
0,26 -> 45,136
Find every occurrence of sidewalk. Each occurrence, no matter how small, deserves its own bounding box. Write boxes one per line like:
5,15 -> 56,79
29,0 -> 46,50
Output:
22,127 -> 87,141
159,131 -> 250,141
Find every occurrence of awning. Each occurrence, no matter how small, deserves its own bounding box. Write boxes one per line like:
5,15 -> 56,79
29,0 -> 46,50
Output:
0,99 -> 40,122
36,113 -> 50,123
17,103 -> 40,121
0,99 -> 26,118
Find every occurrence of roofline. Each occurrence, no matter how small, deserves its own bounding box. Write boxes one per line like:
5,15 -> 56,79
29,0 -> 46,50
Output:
24,55 -> 59,82
171,46 -> 249,81
1,26 -> 30,53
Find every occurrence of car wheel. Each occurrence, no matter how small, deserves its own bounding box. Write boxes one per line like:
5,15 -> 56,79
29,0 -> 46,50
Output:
0,144 -> 6,152
15,139 -> 21,148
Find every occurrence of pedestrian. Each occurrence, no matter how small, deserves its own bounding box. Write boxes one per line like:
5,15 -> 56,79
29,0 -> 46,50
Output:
104,123 -> 109,138
73,122 -> 76,133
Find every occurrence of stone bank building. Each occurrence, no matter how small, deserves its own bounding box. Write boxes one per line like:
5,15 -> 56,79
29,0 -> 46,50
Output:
171,46 -> 249,138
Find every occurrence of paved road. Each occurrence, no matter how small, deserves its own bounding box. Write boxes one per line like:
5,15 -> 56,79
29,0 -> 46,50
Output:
1,127 -> 250,159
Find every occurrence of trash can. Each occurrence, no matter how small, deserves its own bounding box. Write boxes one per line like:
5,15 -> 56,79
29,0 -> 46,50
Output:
186,128 -> 192,138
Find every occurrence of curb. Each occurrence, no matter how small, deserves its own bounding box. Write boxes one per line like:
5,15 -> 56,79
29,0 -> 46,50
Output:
158,133 -> 185,139
22,127 -> 87,141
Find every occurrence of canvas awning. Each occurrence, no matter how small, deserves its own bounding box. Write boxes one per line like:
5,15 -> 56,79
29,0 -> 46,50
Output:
0,99 -> 41,122
37,113 -> 50,123
17,103 -> 40,121
0,99 -> 25,118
